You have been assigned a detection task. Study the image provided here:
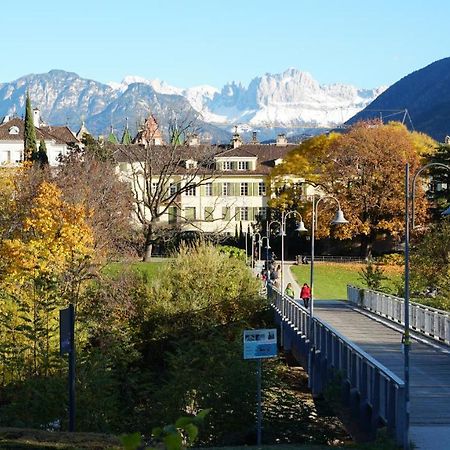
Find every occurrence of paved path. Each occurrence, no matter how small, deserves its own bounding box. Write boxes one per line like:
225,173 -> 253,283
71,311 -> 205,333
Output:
313,301 -> 450,450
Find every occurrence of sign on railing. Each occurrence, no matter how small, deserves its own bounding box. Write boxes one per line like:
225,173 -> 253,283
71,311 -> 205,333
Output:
347,285 -> 450,345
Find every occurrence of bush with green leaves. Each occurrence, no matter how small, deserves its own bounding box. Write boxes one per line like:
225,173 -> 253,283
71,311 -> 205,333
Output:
411,219 -> 450,309
359,258 -> 387,291
121,410 -> 210,450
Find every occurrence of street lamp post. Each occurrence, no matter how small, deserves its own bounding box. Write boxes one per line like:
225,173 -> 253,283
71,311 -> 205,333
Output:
309,195 -> 348,318
266,220 -> 282,272
403,161 -> 450,450
261,236 -> 270,272
280,211 -> 307,293
251,232 -> 261,269
307,194 -> 348,390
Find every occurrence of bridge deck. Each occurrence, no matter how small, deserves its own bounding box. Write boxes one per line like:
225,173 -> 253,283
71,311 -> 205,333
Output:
314,301 -> 450,425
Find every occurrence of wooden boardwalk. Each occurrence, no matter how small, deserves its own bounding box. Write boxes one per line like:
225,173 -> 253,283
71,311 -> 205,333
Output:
314,301 -> 450,448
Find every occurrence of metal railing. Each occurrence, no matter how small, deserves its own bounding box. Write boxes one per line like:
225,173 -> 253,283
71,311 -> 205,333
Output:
347,286 -> 450,345
291,255 -> 365,264
270,286 -> 405,444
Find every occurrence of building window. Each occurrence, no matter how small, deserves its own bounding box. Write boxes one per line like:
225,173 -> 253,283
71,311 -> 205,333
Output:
185,184 -> 196,196
8,126 -> 19,135
240,207 -> 249,221
258,182 -> 266,196
169,182 -> 177,196
238,161 -> 249,170
223,161 -> 232,171
152,182 -> 158,193
168,206 -> 178,224
240,182 -> 249,196
204,207 -> 214,221
185,207 -> 196,220
222,182 -> 230,196
205,183 -> 212,196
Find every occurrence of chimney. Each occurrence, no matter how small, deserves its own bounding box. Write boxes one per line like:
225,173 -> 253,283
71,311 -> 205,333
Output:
231,125 -> 242,148
276,133 -> 287,146
251,131 -> 258,144
33,108 -> 41,128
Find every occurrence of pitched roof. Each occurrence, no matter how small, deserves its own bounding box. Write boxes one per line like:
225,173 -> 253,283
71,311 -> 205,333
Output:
109,142 -> 295,175
41,125 -> 78,143
0,117 -> 73,145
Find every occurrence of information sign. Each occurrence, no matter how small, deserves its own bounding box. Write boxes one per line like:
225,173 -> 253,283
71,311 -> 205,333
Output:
243,328 -> 277,359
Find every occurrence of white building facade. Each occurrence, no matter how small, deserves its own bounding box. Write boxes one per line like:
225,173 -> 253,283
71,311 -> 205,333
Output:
0,109 -> 77,166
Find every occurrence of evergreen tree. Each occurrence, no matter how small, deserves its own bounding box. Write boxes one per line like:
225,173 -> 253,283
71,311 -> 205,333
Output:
24,92 -> 37,161
428,143 -> 450,217
38,139 -> 49,166
121,126 -> 132,145
107,126 -> 118,144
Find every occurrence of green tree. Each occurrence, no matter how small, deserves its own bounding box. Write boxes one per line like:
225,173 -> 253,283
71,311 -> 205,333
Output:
427,142 -> 450,218
359,258 -> 387,291
82,133 -> 113,162
410,219 -> 450,309
38,139 -> 49,166
24,92 -> 37,161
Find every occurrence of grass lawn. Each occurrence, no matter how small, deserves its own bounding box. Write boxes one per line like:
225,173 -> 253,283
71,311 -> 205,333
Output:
104,260 -> 166,281
290,263 -> 402,300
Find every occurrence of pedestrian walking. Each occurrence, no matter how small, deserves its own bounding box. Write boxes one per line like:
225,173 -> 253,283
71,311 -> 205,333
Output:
300,283 -> 311,308
285,282 -> 295,299
270,264 -> 280,287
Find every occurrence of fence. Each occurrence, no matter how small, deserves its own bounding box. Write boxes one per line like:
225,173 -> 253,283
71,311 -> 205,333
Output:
347,286 -> 450,345
270,286 -> 405,445
293,255 -> 365,264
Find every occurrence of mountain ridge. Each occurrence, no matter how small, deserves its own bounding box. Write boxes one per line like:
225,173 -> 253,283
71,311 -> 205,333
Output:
0,68 -> 383,142
347,57 -> 450,141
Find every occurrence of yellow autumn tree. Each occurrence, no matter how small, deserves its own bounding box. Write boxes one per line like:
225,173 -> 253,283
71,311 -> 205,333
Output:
0,180 -> 94,378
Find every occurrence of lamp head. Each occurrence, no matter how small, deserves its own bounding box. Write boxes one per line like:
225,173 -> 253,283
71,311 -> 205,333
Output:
295,221 -> 308,232
331,209 -> 349,225
442,205 -> 450,217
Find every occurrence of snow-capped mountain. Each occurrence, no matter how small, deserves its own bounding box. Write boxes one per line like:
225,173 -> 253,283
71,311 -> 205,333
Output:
109,68 -> 385,128
0,69 -> 384,142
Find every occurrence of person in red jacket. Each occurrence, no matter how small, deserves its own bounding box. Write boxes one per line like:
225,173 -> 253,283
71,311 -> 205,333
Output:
300,283 -> 311,308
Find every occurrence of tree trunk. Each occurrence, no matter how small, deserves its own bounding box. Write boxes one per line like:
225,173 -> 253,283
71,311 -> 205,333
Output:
360,233 -> 374,258
143,224 -> 154,262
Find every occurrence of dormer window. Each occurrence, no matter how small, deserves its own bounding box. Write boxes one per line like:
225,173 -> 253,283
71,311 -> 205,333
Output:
238,161 -> 249,170
185,159 -> 197,169
8,126 -> 19,135
223,161 -> 232,171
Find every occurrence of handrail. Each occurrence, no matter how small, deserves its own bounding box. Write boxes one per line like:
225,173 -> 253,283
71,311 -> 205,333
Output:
347,285 -> 450,345
270,285 -> 405,445
272,287 -> 404,385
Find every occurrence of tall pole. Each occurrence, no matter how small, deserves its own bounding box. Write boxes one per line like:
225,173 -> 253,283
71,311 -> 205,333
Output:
245,232 -> 248,265
281,212 -> 285,293
68,303 -> 76,432
310,196 -> 315,319
308,197 -> 315,388
256,359 -> 262,446
404,163 -> 410,450
251,234 -> 254,269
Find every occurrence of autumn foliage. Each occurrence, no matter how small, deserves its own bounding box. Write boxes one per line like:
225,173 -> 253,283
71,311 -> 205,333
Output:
0,172 -> 95,381
269,121 -> 436,255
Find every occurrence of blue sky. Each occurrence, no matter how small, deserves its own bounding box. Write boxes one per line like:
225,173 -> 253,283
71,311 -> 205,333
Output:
3,0 -> 449,89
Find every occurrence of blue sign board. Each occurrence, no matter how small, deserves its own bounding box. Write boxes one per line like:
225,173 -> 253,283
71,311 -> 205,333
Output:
243,328 -> 277,359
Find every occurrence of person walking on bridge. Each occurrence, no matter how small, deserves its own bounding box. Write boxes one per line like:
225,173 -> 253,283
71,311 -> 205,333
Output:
285,283 -> 295,299
300,283 -> 311,308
